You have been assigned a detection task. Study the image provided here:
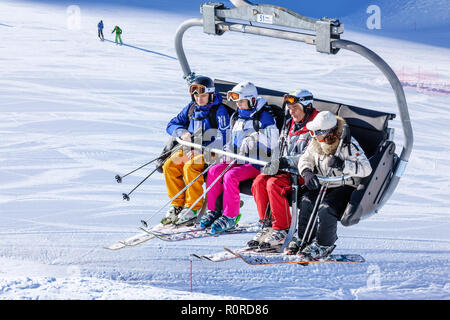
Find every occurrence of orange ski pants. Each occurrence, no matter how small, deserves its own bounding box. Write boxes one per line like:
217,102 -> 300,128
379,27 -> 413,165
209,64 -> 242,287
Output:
162,149 -> 205,210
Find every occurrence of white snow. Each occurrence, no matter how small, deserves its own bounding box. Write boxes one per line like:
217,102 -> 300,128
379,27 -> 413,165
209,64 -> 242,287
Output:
0,0 -> 449,300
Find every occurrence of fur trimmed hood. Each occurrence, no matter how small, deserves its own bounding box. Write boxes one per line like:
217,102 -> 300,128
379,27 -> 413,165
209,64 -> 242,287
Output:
298,115 -> 372,188
308,116 -> 347,156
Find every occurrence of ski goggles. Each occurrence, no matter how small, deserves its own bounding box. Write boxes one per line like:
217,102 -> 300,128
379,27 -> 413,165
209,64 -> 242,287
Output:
283,94 -> 313,106
309,125 -> 337,138
189,84 -> 214,95
227,91 -> 244,101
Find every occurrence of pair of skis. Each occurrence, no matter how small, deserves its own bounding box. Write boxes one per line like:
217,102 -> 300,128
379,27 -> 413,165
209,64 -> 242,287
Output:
103,221 -> 260,250
191,246 -> 365,266
104,222 -> 365,266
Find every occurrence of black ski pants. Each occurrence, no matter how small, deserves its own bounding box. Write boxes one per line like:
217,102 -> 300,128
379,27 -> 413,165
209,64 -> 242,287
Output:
297,185 -> 355,247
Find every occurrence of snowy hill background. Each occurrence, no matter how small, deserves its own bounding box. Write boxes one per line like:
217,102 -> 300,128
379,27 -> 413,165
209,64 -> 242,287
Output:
0,0 -> 449,300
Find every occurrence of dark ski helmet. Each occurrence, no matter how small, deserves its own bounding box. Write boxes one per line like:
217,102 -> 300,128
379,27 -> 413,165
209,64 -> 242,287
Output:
283,89 -> 314,113
189,76 -> 215,104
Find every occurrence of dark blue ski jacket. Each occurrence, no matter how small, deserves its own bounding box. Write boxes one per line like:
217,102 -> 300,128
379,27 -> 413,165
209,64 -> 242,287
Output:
166,93 -> 231,148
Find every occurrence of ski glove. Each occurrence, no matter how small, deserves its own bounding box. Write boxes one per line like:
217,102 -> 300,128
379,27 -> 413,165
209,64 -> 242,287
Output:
262,157 -> 291,176
262,158 -> 279,176
328,155 -> 345,171
177,129 -> 192,142
278,157 -> 290,169
302,169 -> 320,191
239,133 -> 258,155
203,148 -> 217,165
219,145 -> 234,164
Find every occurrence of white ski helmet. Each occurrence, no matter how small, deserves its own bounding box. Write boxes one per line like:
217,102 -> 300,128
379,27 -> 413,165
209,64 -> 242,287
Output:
227,81 -> 258,108
284,89 -> 314,111
306,111 -> 338,137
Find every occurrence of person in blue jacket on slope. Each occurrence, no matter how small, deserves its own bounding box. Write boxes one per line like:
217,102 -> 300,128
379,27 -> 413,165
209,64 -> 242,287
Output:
98,20 -> 104,41
161,76 -> 231,225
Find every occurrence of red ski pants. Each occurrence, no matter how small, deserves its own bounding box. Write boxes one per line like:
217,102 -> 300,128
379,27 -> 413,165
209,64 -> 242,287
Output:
251,173 -> 303,230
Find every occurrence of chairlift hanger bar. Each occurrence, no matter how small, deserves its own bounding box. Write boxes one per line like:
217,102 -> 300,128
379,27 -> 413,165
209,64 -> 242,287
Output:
201,2 -> 343,54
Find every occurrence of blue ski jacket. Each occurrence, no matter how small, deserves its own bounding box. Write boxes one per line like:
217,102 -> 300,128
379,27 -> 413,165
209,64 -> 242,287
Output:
98,21 -> 103,30
166,93 -> 231,148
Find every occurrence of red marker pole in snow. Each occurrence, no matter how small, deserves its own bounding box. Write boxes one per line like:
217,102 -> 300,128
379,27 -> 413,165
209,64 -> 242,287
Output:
190,260 -> 193,293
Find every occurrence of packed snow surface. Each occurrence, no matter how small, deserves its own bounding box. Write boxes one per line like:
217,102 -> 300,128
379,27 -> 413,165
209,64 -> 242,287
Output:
0,0 -> 449,300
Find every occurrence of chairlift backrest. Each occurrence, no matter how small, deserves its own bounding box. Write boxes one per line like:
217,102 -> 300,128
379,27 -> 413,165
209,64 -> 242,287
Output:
215,79 -> 395,158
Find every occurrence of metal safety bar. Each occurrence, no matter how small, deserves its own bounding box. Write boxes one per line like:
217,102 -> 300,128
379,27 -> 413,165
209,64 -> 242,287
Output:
175,137 -> 351,183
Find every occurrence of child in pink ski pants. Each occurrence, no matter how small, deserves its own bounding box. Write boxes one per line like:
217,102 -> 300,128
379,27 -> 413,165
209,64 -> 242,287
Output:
206,163 -> 260,219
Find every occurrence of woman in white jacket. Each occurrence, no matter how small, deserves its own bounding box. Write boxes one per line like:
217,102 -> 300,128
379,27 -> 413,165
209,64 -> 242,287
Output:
200,81 -> 279,233
290,111 -> 372,260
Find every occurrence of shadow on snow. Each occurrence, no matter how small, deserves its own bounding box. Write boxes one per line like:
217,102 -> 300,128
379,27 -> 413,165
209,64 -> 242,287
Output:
103,39 -> 177,60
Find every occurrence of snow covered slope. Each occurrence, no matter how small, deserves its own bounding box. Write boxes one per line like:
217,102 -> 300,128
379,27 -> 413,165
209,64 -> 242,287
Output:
0,0 -> 449,300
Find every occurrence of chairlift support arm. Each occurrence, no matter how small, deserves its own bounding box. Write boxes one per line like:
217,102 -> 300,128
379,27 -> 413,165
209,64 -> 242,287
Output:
201,2 -> 343,54
175,2 -> 343,78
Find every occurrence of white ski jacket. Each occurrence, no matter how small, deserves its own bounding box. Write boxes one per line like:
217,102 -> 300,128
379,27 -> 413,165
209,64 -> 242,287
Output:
227,97 -> 280,164
298,116 -> 372,188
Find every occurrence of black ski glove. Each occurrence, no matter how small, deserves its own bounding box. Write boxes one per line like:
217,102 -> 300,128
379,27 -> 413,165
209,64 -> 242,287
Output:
278,157 -> 290,169
302,169 -> 320,191
328,155 -> 345,171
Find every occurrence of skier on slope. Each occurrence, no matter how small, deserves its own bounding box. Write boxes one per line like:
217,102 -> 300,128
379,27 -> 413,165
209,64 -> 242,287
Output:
199,81 -> 279,233
111,25 -> 123,45
98,20 -> 104,41
289,111 -> 372,260
161,76 -> 231,225
248,89 -> 319,249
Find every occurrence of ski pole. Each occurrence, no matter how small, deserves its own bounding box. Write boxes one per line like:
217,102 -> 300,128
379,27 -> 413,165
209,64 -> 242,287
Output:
174,159 -> 237,225
121,145 -> 183,200
115,144 -> 182,183
280,173 -> 300,253
278,102 -> 290,156
122,166 -> 160,201
301,183 -> 327,246
140,162 -> 216,227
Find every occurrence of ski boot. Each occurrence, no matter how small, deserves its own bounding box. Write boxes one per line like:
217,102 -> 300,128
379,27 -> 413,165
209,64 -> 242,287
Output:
160,206 -> 183,225
283,237 -> 301,255
297,241 -> 336,261
199,210 -> 222,229
210,214 -> 240,234
259,229 -> 288,250
247,227 -> 272,249
174,207 -> 199,226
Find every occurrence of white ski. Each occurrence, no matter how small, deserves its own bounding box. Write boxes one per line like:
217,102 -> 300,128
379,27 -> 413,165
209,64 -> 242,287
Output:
103,222 -> 200,250
190,245 -> 279,262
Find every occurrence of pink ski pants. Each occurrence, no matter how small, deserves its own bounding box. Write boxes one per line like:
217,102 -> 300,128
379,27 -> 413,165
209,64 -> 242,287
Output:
206,163 -> 260,218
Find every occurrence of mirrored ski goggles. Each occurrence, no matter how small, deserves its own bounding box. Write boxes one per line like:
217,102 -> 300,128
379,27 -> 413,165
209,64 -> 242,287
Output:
227,91 -> 244,101
189,84 -> 214,95
309,125 -> 337,138
283,94 -> 313,106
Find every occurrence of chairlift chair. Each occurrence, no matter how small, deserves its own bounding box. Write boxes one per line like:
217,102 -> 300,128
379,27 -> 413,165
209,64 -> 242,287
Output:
172,0 -> 413,248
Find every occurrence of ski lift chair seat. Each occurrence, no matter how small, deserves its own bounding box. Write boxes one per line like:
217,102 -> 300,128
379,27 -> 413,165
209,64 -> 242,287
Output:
214,80 -> 396,225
